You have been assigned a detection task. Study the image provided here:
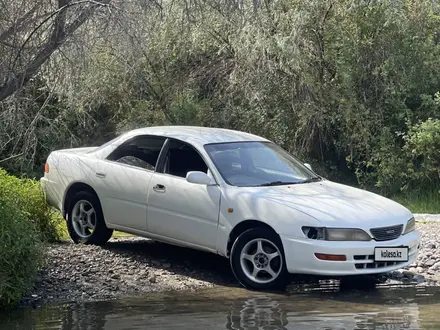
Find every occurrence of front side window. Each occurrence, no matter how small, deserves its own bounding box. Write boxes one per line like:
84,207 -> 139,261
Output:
204,142 -> 319,187
107,136 -> 166,171
163,140 -> 208,178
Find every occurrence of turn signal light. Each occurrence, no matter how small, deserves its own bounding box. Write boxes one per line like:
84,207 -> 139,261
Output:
44,163 -> 49,173
314,253 -> 347,261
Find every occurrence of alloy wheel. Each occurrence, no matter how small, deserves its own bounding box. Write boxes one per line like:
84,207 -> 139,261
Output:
240,238 -> 283,284
71,199 -> 96,238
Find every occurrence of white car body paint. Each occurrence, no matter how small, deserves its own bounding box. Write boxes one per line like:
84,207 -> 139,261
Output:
41,126 -> 421,277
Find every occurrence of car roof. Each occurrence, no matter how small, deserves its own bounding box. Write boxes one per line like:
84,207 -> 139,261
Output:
128,126 -> 269,148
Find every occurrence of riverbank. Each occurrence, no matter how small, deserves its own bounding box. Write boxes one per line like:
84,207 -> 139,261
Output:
20,237 -> 237,307
20,221 -> 440,307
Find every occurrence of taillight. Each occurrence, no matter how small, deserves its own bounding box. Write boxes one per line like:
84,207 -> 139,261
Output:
44,163 -> 49,173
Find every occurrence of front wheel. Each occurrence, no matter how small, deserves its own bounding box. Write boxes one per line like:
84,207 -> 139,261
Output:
66,191 -> 113,245
230,228 -> 290,290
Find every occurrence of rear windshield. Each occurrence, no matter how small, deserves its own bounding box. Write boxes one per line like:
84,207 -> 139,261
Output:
90,135 -> 122,153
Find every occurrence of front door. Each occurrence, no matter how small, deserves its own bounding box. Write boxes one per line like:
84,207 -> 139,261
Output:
146,139 -> 221,250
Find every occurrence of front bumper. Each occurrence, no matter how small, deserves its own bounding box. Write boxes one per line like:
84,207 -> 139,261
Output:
280,230 -> 420,276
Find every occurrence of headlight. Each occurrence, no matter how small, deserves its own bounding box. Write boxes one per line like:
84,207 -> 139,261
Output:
326,228 -> 372,241
302,227 -> 371,241
302,227 -> 326,240
403,217 -> 415,235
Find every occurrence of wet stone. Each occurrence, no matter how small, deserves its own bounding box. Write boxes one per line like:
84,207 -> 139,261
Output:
392,271 -> 404,279
413,274 -> 425,283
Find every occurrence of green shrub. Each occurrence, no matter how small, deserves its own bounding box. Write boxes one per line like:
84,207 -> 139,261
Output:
0,199 -> 43,310
370,118 -> 440,195
403,118 -> 440,186
0,168 -> 62,242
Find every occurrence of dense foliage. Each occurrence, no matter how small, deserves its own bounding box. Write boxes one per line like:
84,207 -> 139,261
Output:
0,199 -> 42,310
0,0 -> 439,198
0,169 -> 62,242
0,173 -> 41,309
0,169 -> 63,309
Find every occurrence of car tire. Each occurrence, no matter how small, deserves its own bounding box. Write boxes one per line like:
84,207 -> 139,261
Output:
230,227 -> 290,290
66,191 -> 113,245
372,273 -> 388,284
340,274 -> 386,291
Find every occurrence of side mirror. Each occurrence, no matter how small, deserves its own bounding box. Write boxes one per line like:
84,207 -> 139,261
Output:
304,163 -> 313,171
186,171 -> 213,185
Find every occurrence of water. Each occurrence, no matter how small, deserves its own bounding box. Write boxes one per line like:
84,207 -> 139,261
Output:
1,284 -> 440,329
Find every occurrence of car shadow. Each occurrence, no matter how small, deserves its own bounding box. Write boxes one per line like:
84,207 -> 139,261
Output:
102,237 -> 240,288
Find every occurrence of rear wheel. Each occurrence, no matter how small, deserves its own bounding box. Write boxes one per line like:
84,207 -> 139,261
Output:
230,227 -> 290,290
67,191 -> 113,245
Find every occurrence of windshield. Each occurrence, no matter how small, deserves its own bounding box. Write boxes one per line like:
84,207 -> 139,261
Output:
204,141 -> 320,187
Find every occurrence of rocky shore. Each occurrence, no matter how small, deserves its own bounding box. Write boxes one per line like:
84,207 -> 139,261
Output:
395,221 -> 440,284
21,221 -> 440,307
20,237 -> 238,307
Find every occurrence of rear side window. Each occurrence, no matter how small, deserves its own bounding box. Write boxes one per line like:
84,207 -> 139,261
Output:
107,136 -> 166,171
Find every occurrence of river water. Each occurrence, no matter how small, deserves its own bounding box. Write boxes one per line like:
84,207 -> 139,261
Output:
1,283 -> 440,329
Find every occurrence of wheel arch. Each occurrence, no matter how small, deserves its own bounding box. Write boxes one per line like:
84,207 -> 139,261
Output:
226,220 -> 279,257
63,182 -> 101,218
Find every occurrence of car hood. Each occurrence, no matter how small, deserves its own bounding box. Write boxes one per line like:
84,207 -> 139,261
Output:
246,180 -> 413,229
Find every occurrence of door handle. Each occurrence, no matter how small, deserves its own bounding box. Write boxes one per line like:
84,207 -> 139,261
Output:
153,184 -> 166,193
95,171 -> 106,178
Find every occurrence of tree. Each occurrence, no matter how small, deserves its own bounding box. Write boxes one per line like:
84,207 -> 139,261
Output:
0,0 -> 112,101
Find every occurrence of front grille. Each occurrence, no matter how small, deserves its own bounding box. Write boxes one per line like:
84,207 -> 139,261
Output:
370,224 -> 403,241
353,254 -> 406,270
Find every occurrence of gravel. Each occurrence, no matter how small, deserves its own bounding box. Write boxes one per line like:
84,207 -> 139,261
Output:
20,221 -> 440,307
20,238 -> 237,307
414,214 -> 440,222
395,221 -> 440,284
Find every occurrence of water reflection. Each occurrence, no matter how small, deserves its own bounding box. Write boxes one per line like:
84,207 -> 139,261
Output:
1,286 -> 440,330
226,296 -> 288,330
225,296 -> 421,330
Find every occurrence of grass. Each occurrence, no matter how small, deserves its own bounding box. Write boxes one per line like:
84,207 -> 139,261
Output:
392,187 -> 440,214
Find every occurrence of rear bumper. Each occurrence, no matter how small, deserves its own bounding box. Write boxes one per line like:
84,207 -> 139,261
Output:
280,230 -> 420,276
40,177 -> 62,211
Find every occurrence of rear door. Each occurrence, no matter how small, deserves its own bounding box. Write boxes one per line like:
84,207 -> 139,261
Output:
146,139 -> 221,250
94,135 -> 166,232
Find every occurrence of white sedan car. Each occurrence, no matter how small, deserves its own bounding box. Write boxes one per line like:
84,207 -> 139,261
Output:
41,126 -> 420,290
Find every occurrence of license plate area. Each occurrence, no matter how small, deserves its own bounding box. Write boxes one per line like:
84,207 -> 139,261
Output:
374,247 -> 409,262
